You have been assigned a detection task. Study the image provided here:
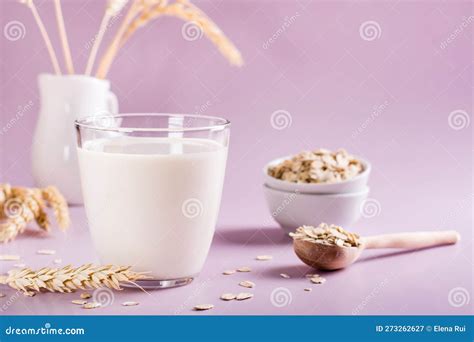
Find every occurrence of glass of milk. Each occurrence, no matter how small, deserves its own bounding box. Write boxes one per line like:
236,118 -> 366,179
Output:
75,114 -> 229,288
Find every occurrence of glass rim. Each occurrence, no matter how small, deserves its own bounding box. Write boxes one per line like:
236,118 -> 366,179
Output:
74,113 -> 231,133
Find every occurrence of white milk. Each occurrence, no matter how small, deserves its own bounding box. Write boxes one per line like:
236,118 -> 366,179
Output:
77,137 -> 228,280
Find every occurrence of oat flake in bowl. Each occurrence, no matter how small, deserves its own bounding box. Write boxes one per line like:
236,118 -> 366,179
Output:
268,148 -> 362,184
264,149 -> 370,194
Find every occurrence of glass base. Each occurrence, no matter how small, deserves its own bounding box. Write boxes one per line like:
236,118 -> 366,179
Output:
124,276 -> 195,289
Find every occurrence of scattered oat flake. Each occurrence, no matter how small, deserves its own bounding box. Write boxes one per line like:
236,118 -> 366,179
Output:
256,255 -> 272,261
0,255 -> 20,261
310,276 -> 326,284
83,302 -> 101,309
280,273 -> 290,279
0,293 -> 5,298
37,249 -> 56,255
13,263 -> 26,268
222,270 -> 235,275
305,273 -> 319,278
80,293 -> 92,299
237,267 -> 251,272
220,293 -> 236,301
304,288 -> 312,292
72,299 -> 87,305
194,304 -> 214,311
236,293 -> 253,301
53,258 -> 62,264
239,280 -> 255,288
23,291 -> 36,297
122,301 -> 139,306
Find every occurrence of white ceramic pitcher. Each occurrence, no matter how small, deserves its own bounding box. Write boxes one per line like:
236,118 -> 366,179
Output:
32,74 -> 118,204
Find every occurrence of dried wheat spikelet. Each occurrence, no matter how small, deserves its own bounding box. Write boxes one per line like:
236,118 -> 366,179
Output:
96,0 -> 242,78
18,0 -> 62,74
6,186 -> 50,231
85,0 -> 129,75
121,0 -> 243,67
40,186 -> 70,230
0,216 -> 28,243
0,184 -> 70,243
0,264 -> 149,294
18,192 -> 50,231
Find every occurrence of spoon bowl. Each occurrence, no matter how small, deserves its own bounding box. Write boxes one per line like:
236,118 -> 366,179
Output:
293,239 -> 363,270
293,230 -> 460,271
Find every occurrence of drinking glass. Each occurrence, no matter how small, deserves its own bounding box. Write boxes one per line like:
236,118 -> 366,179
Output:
75,114 -> 230,288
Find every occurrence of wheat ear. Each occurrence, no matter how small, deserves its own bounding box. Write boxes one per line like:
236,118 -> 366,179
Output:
121,0 -> 243,67
0,195 -> 34,243
41,186 -> 70,230
0,217 -> 28,243
53,0 -> 74,74
96,0 -> 143,79
85,0 -> 129,75
19,0 -> 61,75
19,193 -> 50,231
8,187 -> 50,231
1,265 -> 150,294
0,184 -> 70,243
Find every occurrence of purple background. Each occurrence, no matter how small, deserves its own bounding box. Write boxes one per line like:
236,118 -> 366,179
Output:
0,0 -> 472,315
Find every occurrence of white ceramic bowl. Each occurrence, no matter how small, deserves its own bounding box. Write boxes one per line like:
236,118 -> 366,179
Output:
263,156 -> 371,194
263,184 -> 369,233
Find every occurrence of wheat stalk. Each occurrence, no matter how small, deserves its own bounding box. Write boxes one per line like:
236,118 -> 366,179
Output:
0,184 -> 70,243
120,0 -> 243,67
97,0 -> 242,78
85,0 -> 129,75
0,264 -> 150,294
53,0 -> 75,74
19,0 -> 61,75
96,0 -> 145,79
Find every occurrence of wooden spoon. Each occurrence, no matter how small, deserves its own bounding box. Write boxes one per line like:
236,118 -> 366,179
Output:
293,230 -> 460,270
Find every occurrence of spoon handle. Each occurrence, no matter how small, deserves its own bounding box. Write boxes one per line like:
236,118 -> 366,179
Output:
362,230 -> 460,249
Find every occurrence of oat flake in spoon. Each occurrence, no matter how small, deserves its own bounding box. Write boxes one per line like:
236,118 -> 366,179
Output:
291,223 -> 460,270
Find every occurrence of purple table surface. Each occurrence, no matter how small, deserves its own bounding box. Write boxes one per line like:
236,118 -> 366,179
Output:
0,0 -> 472,315
0,200 -> 472,315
